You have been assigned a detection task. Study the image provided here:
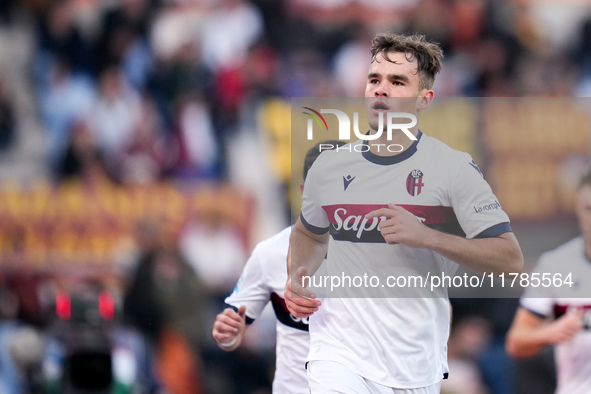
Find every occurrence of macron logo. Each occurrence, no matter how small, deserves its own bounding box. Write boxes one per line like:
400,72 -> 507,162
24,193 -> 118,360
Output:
343,175 -> 355,191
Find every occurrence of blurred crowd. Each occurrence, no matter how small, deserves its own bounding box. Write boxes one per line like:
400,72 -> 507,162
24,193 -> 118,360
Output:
0,0 -> 590,393
1,0 -> 591,181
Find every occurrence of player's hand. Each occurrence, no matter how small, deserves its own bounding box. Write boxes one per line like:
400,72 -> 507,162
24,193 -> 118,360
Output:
365,203 -> 432,248
544,308 -> 585,344
212,305 -> 246,350
284,266 -> 321,318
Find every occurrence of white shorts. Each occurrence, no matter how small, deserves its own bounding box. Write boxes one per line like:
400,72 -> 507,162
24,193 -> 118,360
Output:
307,360 -> 442,394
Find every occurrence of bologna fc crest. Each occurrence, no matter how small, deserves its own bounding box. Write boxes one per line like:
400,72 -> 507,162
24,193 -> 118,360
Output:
406,169 -> 424,196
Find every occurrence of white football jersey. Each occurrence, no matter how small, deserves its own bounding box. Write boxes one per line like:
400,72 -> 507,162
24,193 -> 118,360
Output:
520,236 -> 591,394
225,226 -> 310,394
300,131 -> 511,388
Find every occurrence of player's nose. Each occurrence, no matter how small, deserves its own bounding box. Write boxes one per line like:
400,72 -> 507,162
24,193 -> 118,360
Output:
374,84 -> 389,97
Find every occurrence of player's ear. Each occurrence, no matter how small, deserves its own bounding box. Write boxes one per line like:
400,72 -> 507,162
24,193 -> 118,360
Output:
417,90 -> 434,111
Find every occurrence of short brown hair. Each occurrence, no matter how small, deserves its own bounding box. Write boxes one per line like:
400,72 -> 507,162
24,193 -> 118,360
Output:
370,32 -> 444,91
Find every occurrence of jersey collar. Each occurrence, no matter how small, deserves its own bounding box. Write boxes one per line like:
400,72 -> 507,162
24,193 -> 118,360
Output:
361,130 -> 423,165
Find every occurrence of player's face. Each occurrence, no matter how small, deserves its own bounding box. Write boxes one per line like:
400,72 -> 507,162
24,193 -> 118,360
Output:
365,52 -> 424,98
364,51 -> 433,132
576,185 -> 591,242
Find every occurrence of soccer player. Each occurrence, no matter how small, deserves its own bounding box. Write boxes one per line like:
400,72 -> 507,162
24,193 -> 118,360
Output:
506,170 -> 591,394
285,32 -> 523,393
212,140 -> 345,393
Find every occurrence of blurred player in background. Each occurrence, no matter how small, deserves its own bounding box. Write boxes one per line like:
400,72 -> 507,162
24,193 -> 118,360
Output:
506,169 -> 591,394
285,32 -> 523,394
212,140 -> 345,393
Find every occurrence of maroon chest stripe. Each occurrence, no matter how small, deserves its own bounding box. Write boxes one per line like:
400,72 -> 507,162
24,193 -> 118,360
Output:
270,292 -> 309,331
321,204 -> 464,242
322,204 -> 457,225
553,304 -> 591,317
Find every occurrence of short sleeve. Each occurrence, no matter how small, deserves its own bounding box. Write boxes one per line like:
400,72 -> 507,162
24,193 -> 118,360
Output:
451,154 -> 511,239
519,253 -> 556,318
300,158 -> 330,234
520,297 -> 553,318
224,244 -> 271,323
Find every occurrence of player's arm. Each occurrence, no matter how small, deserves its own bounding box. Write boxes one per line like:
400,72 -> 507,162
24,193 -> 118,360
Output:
286,241 -> 292,277
212,305 -> 248,351
366,204 -> 523,275
505,307 -> 585,358
212,235 -> 273,351
424,225 -> 522,275
284,217 -> 329,318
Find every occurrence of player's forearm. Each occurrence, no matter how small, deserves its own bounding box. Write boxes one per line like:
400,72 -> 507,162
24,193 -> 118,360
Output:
289,220 -> 329,278
427,230 -> 523,275
505,326 -> 550,357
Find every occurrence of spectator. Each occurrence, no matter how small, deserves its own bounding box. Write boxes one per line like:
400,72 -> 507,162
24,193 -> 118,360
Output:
86,65 -> 141,166
171,94 -> 221,180
123,217 -> 208,393
0,287 -> 23,394
116,94 -> 171,185
441,317 -> 491,394
55,119 -> 105,182
200,0 -> 263,71
35,0 -> 98,77
0,79 -> 15,153
38,58 -> 96,171
153,247 -> 207,394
